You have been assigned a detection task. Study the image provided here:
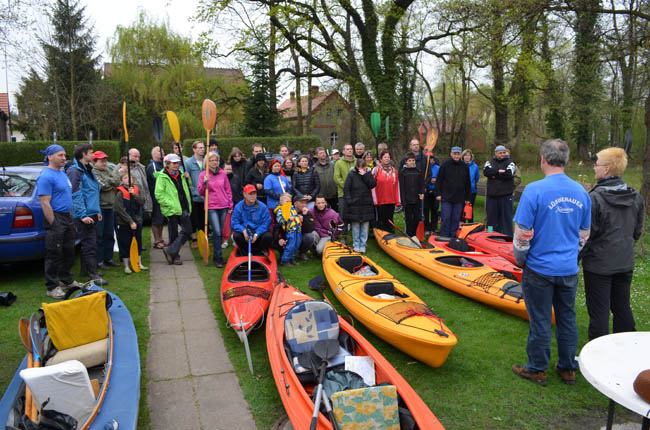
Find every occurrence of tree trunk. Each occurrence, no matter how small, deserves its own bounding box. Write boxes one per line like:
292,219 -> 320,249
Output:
269,12 -> 277,117
349,88 -> 358,147
292,48 -> 303,136
642,92 -> 650,215
493,55 -> 508,146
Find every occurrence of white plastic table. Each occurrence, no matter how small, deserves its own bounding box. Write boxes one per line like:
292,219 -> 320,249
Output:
578,332 -> 650,430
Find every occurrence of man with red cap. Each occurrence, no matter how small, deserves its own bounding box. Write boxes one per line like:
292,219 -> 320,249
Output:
92,150 -> 122,269
230,184 -> 272,255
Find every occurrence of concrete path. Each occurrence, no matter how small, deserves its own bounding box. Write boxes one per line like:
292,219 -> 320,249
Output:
147,241 -> 257,430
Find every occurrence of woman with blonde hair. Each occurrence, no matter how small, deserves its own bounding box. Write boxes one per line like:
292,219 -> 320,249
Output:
580,147 -> 644,340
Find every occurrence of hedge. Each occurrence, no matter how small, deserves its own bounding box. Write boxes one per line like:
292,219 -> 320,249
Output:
0,141 -> 121,166
180,136 -> 322,159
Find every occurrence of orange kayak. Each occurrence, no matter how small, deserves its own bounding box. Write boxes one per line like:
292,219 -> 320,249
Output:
266,280 -> 444,429
456,223 -> 518,267
221,247 -> 277,341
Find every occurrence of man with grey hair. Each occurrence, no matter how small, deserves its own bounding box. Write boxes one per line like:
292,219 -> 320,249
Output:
128,148 -> 152,228
354,142 -> 365,159
511,138 -> 591,387
484,144 -> 516,236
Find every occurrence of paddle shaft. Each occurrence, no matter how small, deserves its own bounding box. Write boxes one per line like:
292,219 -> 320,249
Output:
247,232 -> 251,283
204,129 -> 210,262
389,219 -> 424,248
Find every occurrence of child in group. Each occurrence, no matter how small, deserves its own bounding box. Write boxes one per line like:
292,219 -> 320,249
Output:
399,152 -> 425,237
423,154 -> 441,235
114,172 -> 147,273
273,193 -> 302,266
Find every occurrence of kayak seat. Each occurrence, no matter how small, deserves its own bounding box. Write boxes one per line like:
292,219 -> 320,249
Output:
227,262 -> 270,282
364,282 -> 395,297
435,256 -> 483,268
284,301 -> 350,379
446,238 -> 471,253
337,256 -> 364,273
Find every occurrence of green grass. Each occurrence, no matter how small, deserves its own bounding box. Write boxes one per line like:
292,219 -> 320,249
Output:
194,167 -> 648,430
0,228 -> 152,429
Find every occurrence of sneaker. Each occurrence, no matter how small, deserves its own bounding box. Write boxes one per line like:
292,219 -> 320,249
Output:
162,248 -> 174,265
104,260 -> 121,267
89,276 -> 109,287
512,364 -> 547,386
555,364 -> 576,385
59,280 -> 81,290
290,260 -> 299,266
221,241 -> 228,249
47,286 -> 66,300
139,263 -> 148,271
124,266 -> 132,274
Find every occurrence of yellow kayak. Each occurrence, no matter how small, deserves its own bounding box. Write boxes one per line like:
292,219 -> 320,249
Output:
322,241 -> 457,367
375,228 -> 532,321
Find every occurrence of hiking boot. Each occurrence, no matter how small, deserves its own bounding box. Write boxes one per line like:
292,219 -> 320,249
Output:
47,286 -> 66,300
162,248 -> 174,265
512,364 -> 547,386
555,364 -> 576,385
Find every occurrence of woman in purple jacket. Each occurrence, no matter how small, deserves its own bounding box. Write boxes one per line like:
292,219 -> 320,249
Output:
198,152 -> 233,267
310,195 -> 344,255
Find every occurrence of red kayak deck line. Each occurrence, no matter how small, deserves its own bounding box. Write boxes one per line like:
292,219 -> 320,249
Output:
220,247 -> 277,335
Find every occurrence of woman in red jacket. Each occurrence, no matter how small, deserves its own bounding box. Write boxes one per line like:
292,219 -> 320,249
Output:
371,149 -> 400,233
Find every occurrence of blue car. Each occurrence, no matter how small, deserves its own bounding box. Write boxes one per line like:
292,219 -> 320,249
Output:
0,166 -> 48,263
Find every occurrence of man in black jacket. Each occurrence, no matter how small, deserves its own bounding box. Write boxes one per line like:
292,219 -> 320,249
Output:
399,152 -> 425,237
436,146 -> 471,237
484,145 -> 516,236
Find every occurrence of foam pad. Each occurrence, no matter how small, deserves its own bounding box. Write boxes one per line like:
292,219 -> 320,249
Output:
20,359 -> 95,424
46,338 -> 109,368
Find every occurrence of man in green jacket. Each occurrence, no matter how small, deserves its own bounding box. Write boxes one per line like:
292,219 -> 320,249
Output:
334,143 -> 355,219
92,151 -> 122,269
155,154 -> 192,265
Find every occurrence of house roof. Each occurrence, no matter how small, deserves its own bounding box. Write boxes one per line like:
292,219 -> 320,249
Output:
0,93 -> 8,114
278,90 -> 349,119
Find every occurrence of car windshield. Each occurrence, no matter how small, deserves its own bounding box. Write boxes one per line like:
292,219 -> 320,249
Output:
0,172 -> 38,197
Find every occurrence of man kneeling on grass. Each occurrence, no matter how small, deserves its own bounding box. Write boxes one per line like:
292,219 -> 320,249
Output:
231,184 -> 272,256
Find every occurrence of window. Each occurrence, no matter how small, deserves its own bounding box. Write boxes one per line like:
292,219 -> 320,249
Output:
337,108 -> 343,117
330,132 -> 339,148
326,108 -> 332,117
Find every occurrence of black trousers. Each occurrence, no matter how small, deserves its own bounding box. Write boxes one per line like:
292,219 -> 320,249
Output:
190,201 -> 205,234
583,270 -> 636,340
74,216 -> 99,277
376,204 -> 395,233
233,231 -> 273,253
116,223 -> 143,260
486,194 -> 514,237
44,212 -> 76,290
167,213 -> 193,258
404,203 -> 420,237
423,193 -> 439,233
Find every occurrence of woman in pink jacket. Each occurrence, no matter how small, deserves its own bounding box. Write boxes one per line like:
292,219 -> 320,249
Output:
198,152 -> 233,267
371,149 -> 400,233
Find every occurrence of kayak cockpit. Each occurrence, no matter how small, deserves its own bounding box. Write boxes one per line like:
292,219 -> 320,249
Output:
227,261 -> 270,282
363,282 -> 409,299
337,256 -> 378,277
436,255 -> 484,268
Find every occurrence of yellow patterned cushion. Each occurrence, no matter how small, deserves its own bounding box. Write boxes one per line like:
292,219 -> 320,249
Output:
330,385 -> 400,430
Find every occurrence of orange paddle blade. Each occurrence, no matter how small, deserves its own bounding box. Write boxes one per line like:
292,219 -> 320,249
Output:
130,236 -> 141,272
202,99 -> 217,132
416,221 -> 425,241
425,128 -> 438,152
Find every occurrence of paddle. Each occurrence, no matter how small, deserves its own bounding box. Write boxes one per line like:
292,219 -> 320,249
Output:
370,112 -> 380,156
19,318 -> 34,421
247,227 -> 252,283
123,102 -> 140,273
388,219 -> 424,249
199,99 -> 217,265
152,116 -> 166,171
309,339 -> 340,430
416,122 -> 427,241
29,313 -> 43,419
166,111 -> 190,188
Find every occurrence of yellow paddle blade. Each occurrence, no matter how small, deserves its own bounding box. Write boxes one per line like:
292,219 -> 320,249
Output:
197,230 -> 210,262
281,201 -> 292,222
202,99 -> 217,132
166,111 -> 181,143
130,236 -> 140,272
122,102 -> 129,143
425,127 -> 438,152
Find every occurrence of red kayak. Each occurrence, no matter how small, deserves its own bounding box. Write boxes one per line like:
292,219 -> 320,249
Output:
428,235 -> 522,281
456,223 -> 519,267
221,246 -> 277,373
266,280 -> 444,429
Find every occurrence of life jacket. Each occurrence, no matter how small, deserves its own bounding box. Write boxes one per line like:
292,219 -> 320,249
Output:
117,185 -> 141,219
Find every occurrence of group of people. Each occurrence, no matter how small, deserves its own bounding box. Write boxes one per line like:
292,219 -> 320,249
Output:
37,143 -> 151,299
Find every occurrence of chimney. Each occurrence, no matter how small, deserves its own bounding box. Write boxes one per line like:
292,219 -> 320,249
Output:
311,85 -> 319,96
290,91 -> 295,102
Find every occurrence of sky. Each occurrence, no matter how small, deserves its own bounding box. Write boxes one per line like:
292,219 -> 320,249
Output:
1,0 -> 215,112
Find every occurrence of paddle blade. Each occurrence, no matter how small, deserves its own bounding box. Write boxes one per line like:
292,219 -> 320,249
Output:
166,111 -> 181,143
19,318 -> 31,352
122,102 -> 129,143
281,201 -> 292,222
130,237 -> 141,272
197,230 -> 210,263
418,123 -> 425,146
222,212 -> 232,240
385,116 -> 390,141
202,99 -> 217,132
153,116 -> 163,144
370,112 -> 381,137
314,338 -> 340,362
416,221 -> 425,241
425,127 -> 438,152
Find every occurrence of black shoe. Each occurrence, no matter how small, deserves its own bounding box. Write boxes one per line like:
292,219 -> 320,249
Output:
140,247 -> 147,252
104,260 -> 121,267
173,258 -> 183,266
97,262 -> 109,270
215,259 -> 224,268
162,248 -> 174,265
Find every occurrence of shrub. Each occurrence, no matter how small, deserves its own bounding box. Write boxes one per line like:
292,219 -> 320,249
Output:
0,141 -> 121,166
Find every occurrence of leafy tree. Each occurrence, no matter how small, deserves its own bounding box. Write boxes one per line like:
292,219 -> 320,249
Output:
241,51 -> 283,136
14,68 -> 57,140
43,0 -> 100,139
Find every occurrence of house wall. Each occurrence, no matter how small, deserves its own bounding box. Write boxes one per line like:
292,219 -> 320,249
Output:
286,95 -> 353,150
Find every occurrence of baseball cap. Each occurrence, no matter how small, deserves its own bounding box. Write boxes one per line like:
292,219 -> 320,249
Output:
164,154 -> 181,163
292,192 -> 309,203
495,145 -> 507,152
332,149 -> 340,155
92,151 -> 108,160
451,146 -> 462,153
243,184 -> 257,194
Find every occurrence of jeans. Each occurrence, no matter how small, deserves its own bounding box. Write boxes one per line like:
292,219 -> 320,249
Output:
44,212 -> 76,290
351,222 -> 369,253
281,230 -> 302,263
96,208 -> 115,263
521,267 -> 579,372
486,194 -> 513,237
207,208 -> 228,262
440,200 -> 463,237
583,270 -> 635,340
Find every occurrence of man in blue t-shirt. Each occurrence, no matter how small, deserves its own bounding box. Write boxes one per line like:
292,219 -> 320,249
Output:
36,144 -> 80,299
511,139 -> 591,387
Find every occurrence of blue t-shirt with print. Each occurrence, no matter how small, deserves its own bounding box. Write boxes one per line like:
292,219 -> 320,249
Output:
514,173 -> 591,276
36,167 -> 72,213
